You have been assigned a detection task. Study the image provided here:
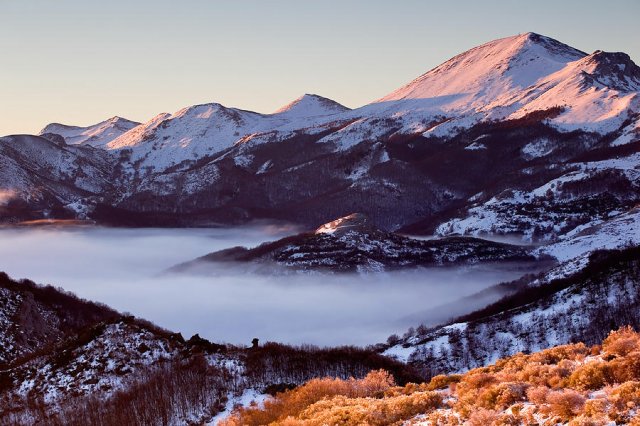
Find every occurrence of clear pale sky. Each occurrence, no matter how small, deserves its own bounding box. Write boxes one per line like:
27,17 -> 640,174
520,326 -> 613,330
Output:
1,0 -> 639,136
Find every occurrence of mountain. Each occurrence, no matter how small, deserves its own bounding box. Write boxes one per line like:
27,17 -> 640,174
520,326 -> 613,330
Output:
378,33 -> 586,109
172,213 -> 536,273
105,94 -> 349,173
40,116 -> 140,148
0,32 -> 638,242
4,268 -> 637,424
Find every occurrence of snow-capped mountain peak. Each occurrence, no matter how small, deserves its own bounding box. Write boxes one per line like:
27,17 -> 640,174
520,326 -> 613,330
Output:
376,32 -> 586,110
39,116 -> 140,148
274,93 -> 350,118
577,50 -> 640,91
172,102 -> 261,122
500,48 -> 640,133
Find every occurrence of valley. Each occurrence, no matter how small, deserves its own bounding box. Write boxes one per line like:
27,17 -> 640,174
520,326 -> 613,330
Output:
1,29 -> 639,425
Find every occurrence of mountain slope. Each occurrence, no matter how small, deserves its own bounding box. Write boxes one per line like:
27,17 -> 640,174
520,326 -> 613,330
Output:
378,33 -> 586,109
0,134 -> 115,221
106,94 -> 351,173
273,93 -> 350,118
383,246 -> 640,379
0,272 -> 118,367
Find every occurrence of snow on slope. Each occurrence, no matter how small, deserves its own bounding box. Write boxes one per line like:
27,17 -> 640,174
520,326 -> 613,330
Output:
353,32 -> 640,143
316,33 -> 640,150
0,287 -> 24,364
16,321 -> 179,404
378,32 -> 586,112
40,116 -> 140,147
539,206 -> 640,262
273,93 -> 350,118
0,134 -> 113,197
611,115 -> 640,146
107,103 -> 265,171
505,50 -> 640,133
383,246 -> 640,376
106,95 -> 351,172
37,33 -> 640,169
436,151 -> 640,242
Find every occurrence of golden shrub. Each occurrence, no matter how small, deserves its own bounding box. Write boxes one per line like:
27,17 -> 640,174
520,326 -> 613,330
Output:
456,372 -> 497,395
219,328 -> 640,426
607,350 -> 640,383
529,343 -> 589,366
427,374 -> 461,390
567,415 -> 610,426
477,382 -> 528,410
465,408 -> 521,426
582,398 -> 608,418
526,385 -> 550,405
424,409 -> 461,425
602,326 -> 640,357
297,391 -> 442,425
466,408 -> 498,426
568,362 -> 610,390
221,370 -> 396,426
606,380 -> 640,422
545,389 -> 586,420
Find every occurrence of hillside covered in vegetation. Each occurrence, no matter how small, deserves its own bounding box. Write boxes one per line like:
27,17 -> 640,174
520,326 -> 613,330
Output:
222,327 -> 640,425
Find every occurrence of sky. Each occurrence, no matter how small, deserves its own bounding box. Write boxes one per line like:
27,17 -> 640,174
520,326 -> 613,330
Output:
1,0 -> 639,136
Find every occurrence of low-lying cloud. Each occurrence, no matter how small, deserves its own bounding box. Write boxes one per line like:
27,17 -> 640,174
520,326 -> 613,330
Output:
0,226 -> 541,346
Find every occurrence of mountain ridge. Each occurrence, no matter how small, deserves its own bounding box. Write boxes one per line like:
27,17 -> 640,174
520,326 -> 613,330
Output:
0,32 -> 638,244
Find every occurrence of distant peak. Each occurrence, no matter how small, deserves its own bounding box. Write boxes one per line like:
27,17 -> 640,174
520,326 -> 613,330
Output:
173,102 -> 231,120
274,94 -> 349,116
178,102 -> 224,113
576,50 -> 640,90
108,116 -> 134,123
585,50 -> 636,68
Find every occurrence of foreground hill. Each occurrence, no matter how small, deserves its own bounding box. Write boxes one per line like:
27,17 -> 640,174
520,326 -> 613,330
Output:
0,272 -> 118,367
172,213 -> 536,273
0,273 -> 418,425
222,327 -> 640,425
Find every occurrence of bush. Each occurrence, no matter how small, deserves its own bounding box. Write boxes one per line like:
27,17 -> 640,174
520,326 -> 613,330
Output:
603,326 -> 640,357
569,362 -> 610,390
427,374 -> 461,390
546,389 -> 586,420
221,370 -> 397,426
526,386 -> 550,405
466,408 -> 498,426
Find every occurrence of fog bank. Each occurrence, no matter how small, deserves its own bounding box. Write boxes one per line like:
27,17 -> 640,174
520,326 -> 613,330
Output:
0,226 -> 539,346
